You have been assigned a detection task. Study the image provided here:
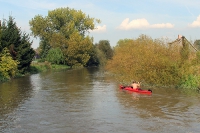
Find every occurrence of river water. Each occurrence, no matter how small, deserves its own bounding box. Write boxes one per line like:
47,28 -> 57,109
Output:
0,67 -> 200,133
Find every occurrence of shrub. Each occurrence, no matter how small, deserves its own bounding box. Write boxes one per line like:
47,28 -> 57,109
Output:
0,48 -> 19,81
179,74 -> 200,93
106,34 -> 200,92
46,48 -> 65,64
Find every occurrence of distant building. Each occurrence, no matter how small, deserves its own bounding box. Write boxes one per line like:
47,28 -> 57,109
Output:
169,34 -> 183,46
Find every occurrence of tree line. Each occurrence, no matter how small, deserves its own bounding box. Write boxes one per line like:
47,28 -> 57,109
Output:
30,7 -> 113,68
0,7 -> 114,81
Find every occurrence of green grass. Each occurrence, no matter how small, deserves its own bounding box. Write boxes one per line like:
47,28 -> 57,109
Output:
30,61 -> 70,74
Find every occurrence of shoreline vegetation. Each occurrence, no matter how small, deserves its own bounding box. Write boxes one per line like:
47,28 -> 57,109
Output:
106,35 -> 200,94
0,60 -> 71,83
1,7 -> 200,94
30,60 -> 70,74
0,8 -> 113,83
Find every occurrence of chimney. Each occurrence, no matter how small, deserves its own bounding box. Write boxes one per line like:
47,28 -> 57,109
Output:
178,34 -> 182,39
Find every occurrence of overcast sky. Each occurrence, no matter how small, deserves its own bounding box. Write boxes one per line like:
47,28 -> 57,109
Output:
1,0 -> 200,49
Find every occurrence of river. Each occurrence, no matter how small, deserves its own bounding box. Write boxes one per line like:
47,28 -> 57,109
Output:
0,67 -> 200,133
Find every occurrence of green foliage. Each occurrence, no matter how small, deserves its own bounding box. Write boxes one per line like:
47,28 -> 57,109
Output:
0,48 -> 19,81
46,47 -> 65,64
179,74 -> 200,92
86,45 -> 100,66
180,37 -> 190,62
106,35 -> 182,85
86,40 -> 113,67
64,32 -> 93,67
95,48 -> 107,66
196,51 -> 200,64
0,20 -> 1,47
1,16 -> 21,59
29,66 -> 40,74
17,32 -> 35,73
106,35 -> 200,92
30,61 -> 69,73
29,7 -> 100,39
194,40 -> 200,50
31,61 -> 52,72
29,7 -> 100,67
1,16 -> 35,74
96,40 -> 113,60
39,38 -> 51,59
190,51 -> 200,65
51,64 -> 70,69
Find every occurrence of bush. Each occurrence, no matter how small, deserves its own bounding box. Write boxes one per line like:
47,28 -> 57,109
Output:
29,66 -> 40,74
46,48 -> 65,64
0,48 -> 19,80
106,35 -> 182,85
179,74 -> 200,92
106,35 -> 200,92
30,61 -> 69,73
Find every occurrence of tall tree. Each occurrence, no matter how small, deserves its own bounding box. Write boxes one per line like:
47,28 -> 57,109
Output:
29,7 -> 100,67
96,40 -> 113,60
1,16 -> 21,59
64,32 -> 93,67
86,45 -> 100,66
1,16 -> 35,73
38,38 -> 51,59
16,32 -> 35,73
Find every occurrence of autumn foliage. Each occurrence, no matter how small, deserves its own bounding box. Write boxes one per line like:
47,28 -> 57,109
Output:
106,35 -> 200,91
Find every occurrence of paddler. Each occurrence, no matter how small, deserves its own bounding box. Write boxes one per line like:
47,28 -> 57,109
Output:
131,81 -> 140,90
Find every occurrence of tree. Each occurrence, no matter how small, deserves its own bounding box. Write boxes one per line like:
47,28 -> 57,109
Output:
1,16 -> 35,73
16,32 -> 35,73
46,47 -> 64,64
64,32 -> 93,67
1,16 -> 21,59
95,47 -> 107,66
29,7 -> 100,67
38,38 -> 51,59
86,40 -> 113,67
96,40 -> 113,60
0,20 -> 6,52
86,45 -> 100,66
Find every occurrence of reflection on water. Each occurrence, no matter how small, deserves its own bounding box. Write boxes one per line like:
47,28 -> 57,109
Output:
0,67 -> 200,133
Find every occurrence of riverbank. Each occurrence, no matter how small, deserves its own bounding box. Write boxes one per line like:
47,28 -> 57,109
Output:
30,61 -> 70,74
0,61 -> 70,83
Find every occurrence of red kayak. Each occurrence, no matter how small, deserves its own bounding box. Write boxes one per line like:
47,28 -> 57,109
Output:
119,85 -> 152,94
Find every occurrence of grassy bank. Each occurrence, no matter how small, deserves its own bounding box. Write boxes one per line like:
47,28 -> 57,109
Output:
0,61 -> 70,83
30,61 -> 70,74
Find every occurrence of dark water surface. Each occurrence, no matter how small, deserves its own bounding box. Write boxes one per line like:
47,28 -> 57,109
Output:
0,67 -> 200,133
